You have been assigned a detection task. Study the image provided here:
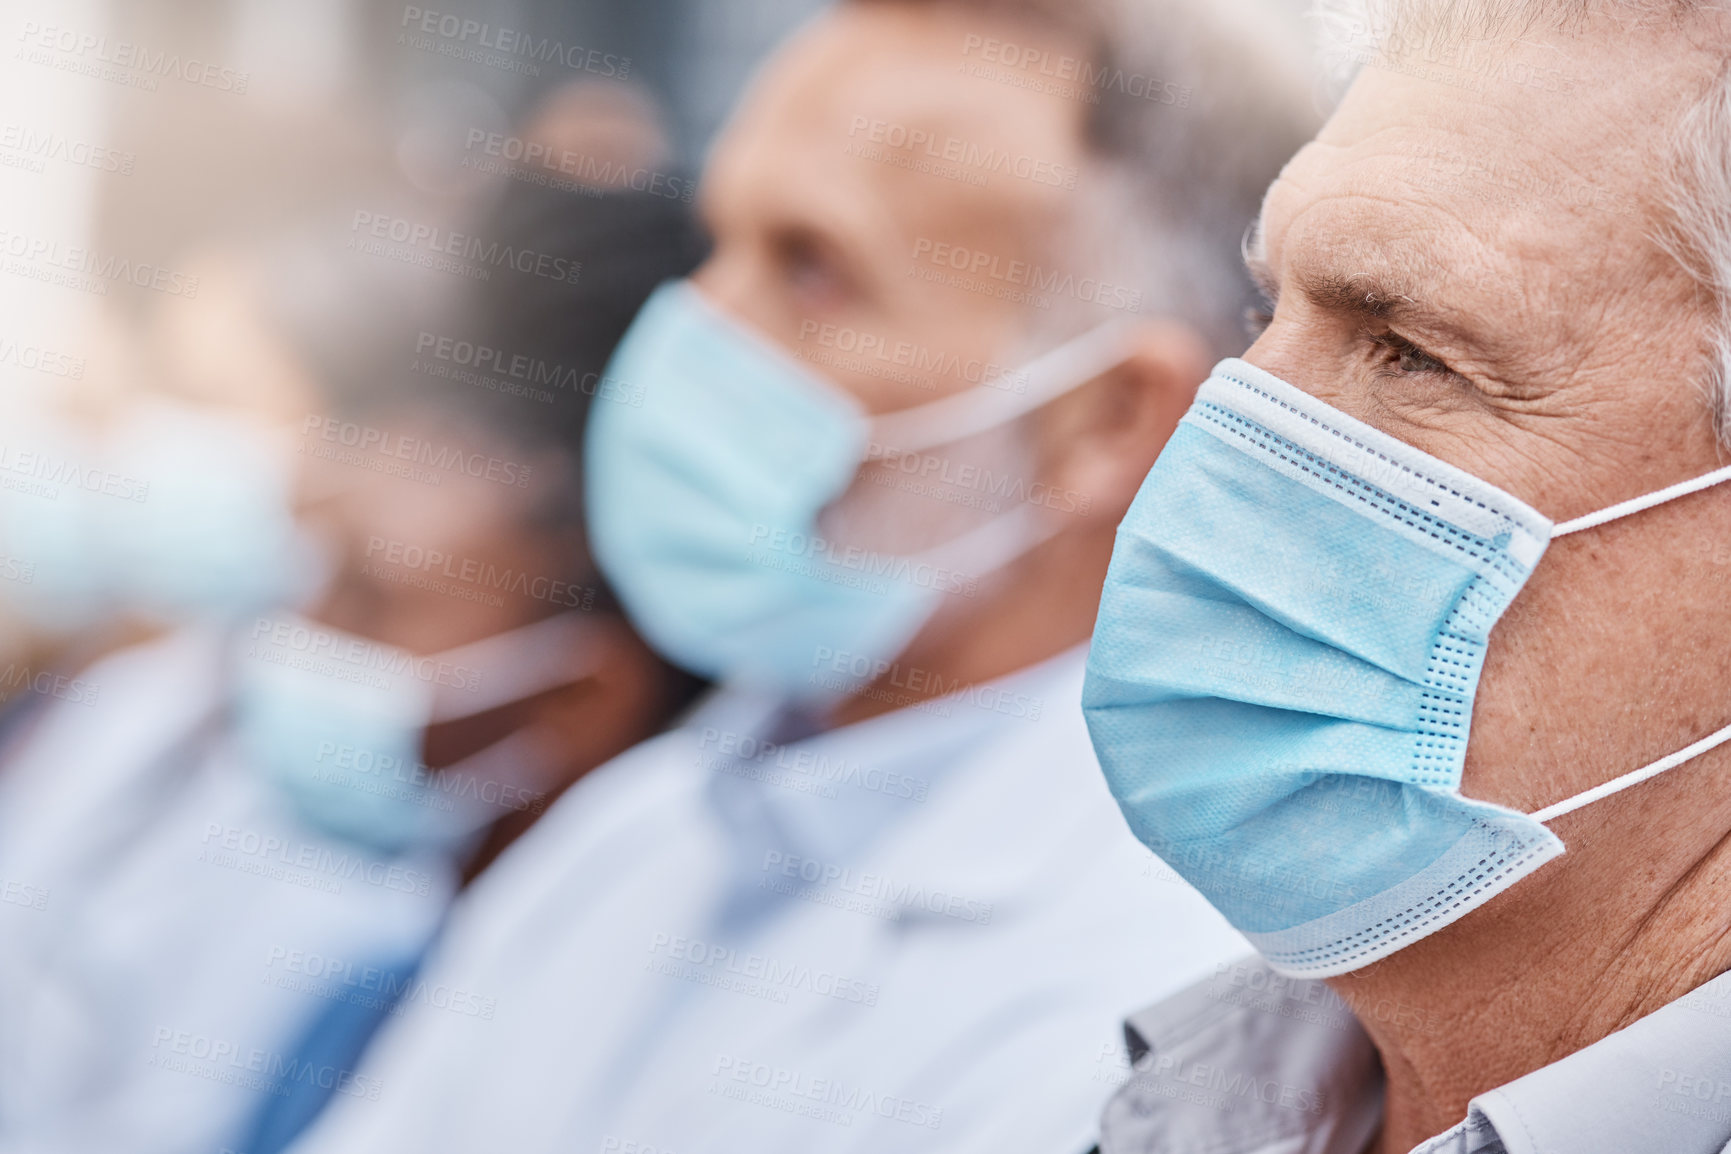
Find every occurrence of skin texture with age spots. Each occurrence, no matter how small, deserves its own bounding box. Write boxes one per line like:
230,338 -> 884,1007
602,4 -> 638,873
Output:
1245,15 -> 1731,1154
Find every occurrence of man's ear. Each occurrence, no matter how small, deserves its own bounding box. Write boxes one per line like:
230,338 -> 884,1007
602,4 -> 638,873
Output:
1038,318 -> 1212,525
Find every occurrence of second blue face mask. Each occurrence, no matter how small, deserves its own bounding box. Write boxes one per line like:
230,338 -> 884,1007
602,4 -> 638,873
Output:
587,280 -> 1134,696
1085,357 -> 1731,977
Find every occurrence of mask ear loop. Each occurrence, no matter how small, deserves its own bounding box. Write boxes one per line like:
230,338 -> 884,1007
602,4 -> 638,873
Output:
910,502 -> 1065,586
429,613 -> 604,722
1533,722 -> 1731,822
1531,461 -> 1731,821
865,318 -> 1141,458
836,321 -> 1137,595
1551,462 -> 1731,536
421,726 -> 561,835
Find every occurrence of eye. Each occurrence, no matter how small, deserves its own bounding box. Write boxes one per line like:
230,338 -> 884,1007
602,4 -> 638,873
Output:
773,230 -> 850,311
1368,330 -> 1452,376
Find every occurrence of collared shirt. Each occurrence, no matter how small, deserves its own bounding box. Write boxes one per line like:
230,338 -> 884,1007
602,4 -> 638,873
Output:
291,646 -> 1251,1154
0,628 -> 454,1154
1099,955 -> 1731,1154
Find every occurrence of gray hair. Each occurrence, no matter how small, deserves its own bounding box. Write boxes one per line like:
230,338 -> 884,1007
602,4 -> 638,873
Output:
850,0 -> 1325,358
1310,0 -> 1731,444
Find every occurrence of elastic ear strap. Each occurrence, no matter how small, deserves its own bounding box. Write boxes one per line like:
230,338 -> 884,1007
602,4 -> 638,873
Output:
430,613 -> 602,722
1552,463 -> 1731,537
866,318 -> 1140,458
913,502 -> 1060,583
1532,719 -> 1731,823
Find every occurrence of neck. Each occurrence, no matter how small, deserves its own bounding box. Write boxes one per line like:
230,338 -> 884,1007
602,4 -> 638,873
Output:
1337,785 -> 1731,1154
825,520 -> 1114,729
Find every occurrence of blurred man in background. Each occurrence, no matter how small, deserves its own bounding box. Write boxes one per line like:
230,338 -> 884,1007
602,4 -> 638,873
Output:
0,185 -> 706,1154
290,1 -> 1317,1152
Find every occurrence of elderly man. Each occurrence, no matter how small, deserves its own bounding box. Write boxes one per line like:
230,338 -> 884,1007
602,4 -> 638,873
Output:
286,1 -> 1314,1152
1084,2 -> 1731,1152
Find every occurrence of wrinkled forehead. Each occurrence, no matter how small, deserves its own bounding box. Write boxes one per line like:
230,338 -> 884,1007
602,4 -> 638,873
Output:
1258,27 -> 1717,347
1282,22 -> 1717,239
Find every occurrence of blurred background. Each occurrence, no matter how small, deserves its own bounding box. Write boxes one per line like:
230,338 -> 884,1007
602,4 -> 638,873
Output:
0,2 -> 817,1145
0,0 -> 830,674
0,2 -> 1319,1151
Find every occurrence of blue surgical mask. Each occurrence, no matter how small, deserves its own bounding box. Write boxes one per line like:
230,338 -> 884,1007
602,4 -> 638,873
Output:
586,280 -> 1134,695
1085,357 -> 1731,977
0,403 -> 324,631
98,403 -> 327,619
233,611 -> 599,853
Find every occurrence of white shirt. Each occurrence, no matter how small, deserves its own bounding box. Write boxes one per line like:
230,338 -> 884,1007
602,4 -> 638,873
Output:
292,646 -> 1249,1154
0,629 -> 455,1154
